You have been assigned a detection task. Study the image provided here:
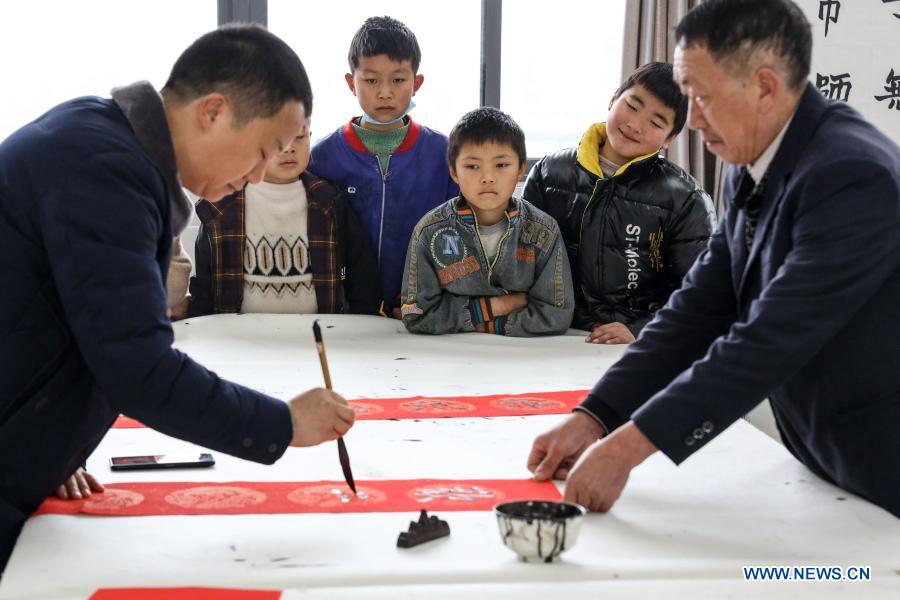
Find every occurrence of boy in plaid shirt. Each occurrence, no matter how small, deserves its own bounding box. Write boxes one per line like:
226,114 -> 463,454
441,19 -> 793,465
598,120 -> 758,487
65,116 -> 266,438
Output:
186,121 -> 381,316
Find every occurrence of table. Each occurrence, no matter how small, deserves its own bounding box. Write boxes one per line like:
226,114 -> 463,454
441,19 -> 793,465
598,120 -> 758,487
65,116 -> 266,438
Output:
2,314 -> 898,599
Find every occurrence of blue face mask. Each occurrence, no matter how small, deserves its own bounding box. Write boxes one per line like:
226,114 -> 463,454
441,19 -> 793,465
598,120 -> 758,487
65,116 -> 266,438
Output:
360,100 -> 416,126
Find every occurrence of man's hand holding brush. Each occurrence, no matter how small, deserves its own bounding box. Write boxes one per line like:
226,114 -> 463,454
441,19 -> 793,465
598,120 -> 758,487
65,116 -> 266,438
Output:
287,388 -> 355,447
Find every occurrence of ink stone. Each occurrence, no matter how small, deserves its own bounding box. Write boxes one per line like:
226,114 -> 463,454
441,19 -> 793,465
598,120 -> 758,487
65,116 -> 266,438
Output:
397,510 -> 450,548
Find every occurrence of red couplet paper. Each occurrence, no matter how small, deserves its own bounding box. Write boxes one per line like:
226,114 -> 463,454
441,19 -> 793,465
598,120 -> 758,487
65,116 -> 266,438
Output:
90,588 -> 280,600
112,416 -> 144,428
35,479 -> 562,517
112,389 -> 588,428
343,390 -> 586,419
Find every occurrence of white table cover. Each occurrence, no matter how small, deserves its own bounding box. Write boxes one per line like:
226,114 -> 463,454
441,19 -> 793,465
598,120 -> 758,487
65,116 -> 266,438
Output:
2,314 -> 897,599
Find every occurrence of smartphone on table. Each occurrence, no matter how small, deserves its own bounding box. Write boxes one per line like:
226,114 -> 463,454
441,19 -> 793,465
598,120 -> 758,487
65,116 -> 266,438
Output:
109,453 -> 215,471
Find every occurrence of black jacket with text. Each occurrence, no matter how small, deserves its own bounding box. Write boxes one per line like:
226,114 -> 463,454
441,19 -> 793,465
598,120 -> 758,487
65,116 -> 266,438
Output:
523,122 -> 715,334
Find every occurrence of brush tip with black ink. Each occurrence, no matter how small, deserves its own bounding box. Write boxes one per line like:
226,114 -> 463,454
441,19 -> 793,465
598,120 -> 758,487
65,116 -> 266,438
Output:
312,319 -> 323,342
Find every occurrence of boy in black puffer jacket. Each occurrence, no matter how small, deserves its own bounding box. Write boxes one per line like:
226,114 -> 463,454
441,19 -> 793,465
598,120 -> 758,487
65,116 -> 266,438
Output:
523,62 -> 715,344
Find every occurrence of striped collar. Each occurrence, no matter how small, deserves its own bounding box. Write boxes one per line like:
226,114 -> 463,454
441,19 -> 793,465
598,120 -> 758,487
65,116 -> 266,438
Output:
454,196 -> 519,226
342,116 -> 421,154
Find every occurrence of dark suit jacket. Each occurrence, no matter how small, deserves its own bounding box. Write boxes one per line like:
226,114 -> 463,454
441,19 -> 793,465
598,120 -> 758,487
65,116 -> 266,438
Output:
0,87 -> 293,570
581,84 -> 900,517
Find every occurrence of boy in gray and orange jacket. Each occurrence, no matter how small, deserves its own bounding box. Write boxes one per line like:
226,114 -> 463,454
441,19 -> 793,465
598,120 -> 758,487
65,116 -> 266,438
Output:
401,108 -> 573,337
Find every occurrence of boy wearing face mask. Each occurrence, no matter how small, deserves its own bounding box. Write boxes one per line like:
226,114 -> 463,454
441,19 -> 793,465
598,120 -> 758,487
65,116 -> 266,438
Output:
524,62 -> 715,344
309,16 -> 459,318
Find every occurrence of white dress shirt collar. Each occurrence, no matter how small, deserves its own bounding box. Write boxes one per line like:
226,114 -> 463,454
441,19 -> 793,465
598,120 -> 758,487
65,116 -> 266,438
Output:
747,112 -> 796,184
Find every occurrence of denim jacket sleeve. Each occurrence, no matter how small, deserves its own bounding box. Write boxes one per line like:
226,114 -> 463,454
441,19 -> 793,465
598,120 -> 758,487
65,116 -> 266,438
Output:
503,221 -> 575,337
400,219 -> 476,335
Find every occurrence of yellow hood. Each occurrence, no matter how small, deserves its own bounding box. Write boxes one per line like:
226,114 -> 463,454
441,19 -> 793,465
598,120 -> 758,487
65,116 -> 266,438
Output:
576,122 -> 658,179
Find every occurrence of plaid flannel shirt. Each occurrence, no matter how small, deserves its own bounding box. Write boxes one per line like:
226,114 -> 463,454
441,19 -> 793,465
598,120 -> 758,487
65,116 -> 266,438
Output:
190,173 -> 353,315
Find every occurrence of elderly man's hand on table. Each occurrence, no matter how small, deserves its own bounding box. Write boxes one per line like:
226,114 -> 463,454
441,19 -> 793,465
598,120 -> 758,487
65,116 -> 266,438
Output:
563,421 -> 657,512
528,411 -> 606,481
288,388 -> 356,447
529,414 -> 658,512
55,467 -> 104,500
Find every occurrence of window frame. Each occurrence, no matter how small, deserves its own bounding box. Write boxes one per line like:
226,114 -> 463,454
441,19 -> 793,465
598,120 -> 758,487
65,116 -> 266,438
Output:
221,0 -> 622,172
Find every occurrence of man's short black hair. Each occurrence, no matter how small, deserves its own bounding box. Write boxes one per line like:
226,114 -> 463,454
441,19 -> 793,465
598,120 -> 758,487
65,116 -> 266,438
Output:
614,62 -> 688,138
447,107 -> 527,168
348,16 -> 422,73
675,0 -> 811,91
163,24 -> 313,125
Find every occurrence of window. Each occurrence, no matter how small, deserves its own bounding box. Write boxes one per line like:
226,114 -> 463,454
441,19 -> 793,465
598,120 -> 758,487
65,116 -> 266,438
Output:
500,1 -> 626,159
0,1 -> 214,142
1,1 -> 627,157
269,0 -> 481,142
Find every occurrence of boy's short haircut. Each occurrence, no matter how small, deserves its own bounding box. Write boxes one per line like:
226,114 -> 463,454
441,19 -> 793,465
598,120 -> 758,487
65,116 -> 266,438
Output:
614,62 -> 688,137
447,107 -> 527,169
348,16 -> 422,73
162,24 -> 313,126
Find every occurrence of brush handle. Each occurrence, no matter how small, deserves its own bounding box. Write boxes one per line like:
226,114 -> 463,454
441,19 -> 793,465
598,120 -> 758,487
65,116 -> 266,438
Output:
315,342 -> 333,390
312,322 -> 356,494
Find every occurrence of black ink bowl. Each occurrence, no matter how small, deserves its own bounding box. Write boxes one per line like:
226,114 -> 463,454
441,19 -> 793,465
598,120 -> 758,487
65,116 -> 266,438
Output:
494,500 -> 587,563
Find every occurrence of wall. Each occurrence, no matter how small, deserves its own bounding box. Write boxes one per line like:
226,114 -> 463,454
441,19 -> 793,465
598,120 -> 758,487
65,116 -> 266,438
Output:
797,0 -> 900,143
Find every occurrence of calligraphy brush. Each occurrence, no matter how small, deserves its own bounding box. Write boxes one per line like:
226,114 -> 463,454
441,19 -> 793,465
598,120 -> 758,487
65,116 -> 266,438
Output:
312,320 -> 357,495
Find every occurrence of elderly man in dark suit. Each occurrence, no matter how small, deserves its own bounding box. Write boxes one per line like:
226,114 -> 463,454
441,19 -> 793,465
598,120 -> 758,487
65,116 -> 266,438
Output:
528,0 -> 900,517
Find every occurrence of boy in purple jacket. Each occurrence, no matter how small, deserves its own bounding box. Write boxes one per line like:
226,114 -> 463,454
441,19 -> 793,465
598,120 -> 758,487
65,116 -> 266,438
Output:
309,16 -> 458,317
